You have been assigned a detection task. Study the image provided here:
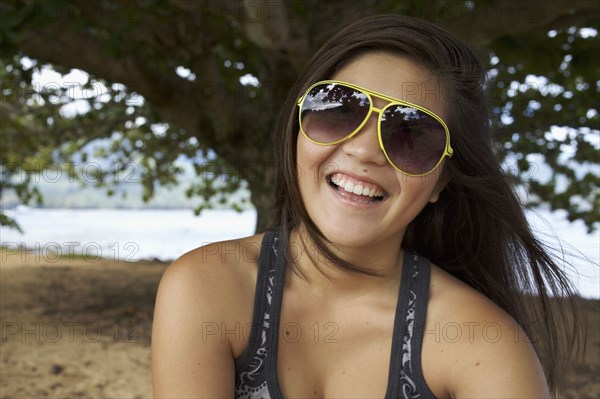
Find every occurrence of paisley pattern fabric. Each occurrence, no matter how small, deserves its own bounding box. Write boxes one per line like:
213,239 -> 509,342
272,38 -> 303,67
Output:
234,232 -> 435,398
233,268 -> 275,397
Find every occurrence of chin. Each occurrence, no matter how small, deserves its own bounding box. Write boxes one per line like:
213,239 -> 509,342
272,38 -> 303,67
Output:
317,222 -> 385,250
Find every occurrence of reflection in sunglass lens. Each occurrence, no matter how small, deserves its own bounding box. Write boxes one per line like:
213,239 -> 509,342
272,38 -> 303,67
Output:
380,105 -> 446,175
300,84 -> 370,143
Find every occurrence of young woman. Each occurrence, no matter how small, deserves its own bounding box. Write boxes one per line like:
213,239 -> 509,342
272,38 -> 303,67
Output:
151,15 -> 580,398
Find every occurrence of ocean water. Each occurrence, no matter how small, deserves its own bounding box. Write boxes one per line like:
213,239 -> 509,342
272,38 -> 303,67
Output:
1,207 -> 598,298
0,208 -> 257,262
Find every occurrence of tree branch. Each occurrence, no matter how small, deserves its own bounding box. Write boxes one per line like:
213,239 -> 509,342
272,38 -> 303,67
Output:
14,1 -> 241,163
442,0 -> 600,47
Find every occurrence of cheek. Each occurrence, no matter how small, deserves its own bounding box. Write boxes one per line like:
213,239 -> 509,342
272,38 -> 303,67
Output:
296,135 -> 314,171
395,171 -> 444,203
296,135 -> 339,182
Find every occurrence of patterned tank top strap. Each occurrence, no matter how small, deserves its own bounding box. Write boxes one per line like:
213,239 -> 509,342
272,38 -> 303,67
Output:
386,250 -> 436,398
234,230 -> 283,398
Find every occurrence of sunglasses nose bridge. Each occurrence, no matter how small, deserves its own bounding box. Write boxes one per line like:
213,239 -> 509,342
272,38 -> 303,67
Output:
340,106 -> 389,168
363,106 -> 385,149
353,106 -> 381,138
358,105 -> 382,132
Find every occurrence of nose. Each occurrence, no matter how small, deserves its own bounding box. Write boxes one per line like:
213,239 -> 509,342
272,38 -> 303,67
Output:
340,110 -> 388,168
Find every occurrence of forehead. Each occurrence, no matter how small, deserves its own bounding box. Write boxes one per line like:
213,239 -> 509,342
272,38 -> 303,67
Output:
331,52 -> 447,118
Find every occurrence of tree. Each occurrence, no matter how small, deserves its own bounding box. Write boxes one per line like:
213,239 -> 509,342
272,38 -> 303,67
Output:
1,0 -> 598,232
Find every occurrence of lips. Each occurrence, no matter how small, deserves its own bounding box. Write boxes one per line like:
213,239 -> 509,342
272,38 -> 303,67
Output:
327,172 -> 387,203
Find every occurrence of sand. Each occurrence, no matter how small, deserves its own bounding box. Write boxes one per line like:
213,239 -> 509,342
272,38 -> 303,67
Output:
0,250 -> 598,398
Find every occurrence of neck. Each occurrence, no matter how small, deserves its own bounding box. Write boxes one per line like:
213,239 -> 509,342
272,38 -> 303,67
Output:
288,226 -> 405,299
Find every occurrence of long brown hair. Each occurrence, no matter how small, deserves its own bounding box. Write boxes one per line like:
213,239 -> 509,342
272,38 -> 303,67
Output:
273,14 -> 582,394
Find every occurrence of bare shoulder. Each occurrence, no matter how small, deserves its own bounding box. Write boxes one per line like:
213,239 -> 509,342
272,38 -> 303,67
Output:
423,264 -> 550,398
151,233 -> 264,398
156,234 -> 263,321
169,233 -> 262,294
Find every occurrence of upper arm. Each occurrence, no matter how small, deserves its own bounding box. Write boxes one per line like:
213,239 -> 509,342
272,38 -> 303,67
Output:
426,265 -> 550,398
448,303 -> 550,398
151,249 -> 235,398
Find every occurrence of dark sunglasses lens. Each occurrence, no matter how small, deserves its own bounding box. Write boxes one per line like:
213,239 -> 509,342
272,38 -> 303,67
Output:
380,105 -> 447,174
300,83 -> 370,143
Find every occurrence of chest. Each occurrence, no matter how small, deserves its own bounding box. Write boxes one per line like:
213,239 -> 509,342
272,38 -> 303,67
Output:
276,296 -> 398,397
233,238 -> 443,397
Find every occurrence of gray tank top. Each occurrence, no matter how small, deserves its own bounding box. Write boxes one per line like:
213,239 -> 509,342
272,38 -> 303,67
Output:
234,230 -> 436,398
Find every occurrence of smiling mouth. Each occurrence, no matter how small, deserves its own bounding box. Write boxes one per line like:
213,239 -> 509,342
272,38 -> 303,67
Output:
327,173 -> 387,203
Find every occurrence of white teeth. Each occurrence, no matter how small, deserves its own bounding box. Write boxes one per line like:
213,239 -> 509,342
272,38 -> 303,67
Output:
329,173 -> 385,198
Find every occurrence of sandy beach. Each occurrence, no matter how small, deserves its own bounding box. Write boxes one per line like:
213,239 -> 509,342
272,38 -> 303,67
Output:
1,250 -> 598,398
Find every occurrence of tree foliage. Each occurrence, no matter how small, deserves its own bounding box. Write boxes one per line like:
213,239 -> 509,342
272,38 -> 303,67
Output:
1,0 -> 598,232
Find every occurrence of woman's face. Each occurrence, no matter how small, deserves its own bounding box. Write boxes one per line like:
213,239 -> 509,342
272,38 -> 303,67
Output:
296,51 -> 449,249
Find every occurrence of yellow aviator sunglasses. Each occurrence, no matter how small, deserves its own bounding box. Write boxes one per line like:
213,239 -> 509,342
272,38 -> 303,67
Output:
297,80 -> 453,176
